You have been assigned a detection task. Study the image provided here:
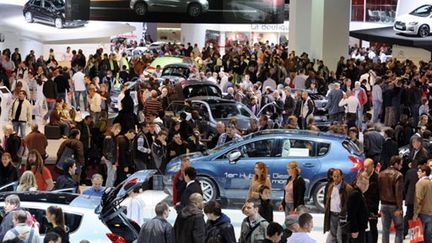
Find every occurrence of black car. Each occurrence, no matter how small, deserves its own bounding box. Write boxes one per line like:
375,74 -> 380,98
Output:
23,0 -> 86,28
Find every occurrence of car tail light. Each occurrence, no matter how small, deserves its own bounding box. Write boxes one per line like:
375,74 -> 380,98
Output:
106,233 -> 125,243
348,155 -> 364,171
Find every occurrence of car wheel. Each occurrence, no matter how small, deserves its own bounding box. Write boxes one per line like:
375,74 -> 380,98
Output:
418,25 -> 430,38
134,2 -> 147,16
313,182 -> 326,213
55,18 -> 63,29
187,3 -> 202,17
198,177 -> 217,203
24,12 -> 33,23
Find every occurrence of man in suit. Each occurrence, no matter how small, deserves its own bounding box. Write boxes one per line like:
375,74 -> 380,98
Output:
347,174 -> 370,243
177,166 -> 203,211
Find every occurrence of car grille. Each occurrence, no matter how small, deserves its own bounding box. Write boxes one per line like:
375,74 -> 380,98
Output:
394,21 -> 406,30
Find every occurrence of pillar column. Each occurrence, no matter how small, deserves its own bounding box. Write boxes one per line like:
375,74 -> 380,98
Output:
289,0 -> 350,71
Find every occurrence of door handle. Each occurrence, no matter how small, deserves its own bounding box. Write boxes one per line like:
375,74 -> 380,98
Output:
304,163 -> 314,168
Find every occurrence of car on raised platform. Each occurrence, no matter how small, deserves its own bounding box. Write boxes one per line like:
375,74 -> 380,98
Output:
130,0 -> 209,17
23,0 -> 86,28
394,4 -> 432,37
165,129 -> 364,212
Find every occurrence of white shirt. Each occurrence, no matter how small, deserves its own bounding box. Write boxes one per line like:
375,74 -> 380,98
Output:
287,232 -> 317,243
72,71 -> 86,91
127,196 -> 146,226
330,183 -> 342,213
339,96 -> 359,113
117,92 -> 125,111
63,51 -> 73,62
88,92 -> 102,113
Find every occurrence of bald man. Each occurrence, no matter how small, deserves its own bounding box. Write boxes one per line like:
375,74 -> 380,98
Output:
361,158 -> 379,243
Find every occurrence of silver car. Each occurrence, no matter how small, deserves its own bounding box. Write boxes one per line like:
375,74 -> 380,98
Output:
130,0 -> 209,17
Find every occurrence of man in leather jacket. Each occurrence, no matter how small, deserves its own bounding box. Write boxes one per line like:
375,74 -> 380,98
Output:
378,155 -> 404,243
323,169 -> 352,243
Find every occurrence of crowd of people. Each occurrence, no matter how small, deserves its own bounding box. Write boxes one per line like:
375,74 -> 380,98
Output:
0,39 -> 431,242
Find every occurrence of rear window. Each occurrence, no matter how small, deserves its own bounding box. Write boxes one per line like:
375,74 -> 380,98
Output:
184,85 -> 221,98
162,66 -> 190,78
342,139 -> 362,156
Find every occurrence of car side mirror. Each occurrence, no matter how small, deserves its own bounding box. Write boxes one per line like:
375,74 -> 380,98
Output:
228,150 -> 241,164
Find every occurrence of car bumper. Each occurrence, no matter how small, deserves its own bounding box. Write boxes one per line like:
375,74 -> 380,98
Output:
63,20 -> 86,27
393,24 -> 419,35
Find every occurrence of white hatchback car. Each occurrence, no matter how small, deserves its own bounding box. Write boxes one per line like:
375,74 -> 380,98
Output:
394,4 -> 432,37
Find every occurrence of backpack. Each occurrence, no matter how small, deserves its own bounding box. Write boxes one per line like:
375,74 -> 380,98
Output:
9,211 -> 38,243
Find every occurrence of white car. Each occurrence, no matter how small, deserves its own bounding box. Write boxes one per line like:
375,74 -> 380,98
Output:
394,4 -> 432,37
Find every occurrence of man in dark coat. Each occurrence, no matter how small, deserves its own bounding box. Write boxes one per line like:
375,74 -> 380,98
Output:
178,167 -> 203,211
137,202 -> 174,243
347,174 -> 370,243
381,128 -> 399,171
174,193 -> 206,243
204,201 -> 236,243
363,124 -> 384,167
403,162 -> 419,237
362,159 -> 380,243
0,195 -> 21,240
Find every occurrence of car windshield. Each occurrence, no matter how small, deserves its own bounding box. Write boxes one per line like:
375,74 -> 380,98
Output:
210,103 -> 240,118
410,4 -> 432,17
162,66 -> 189,78
207,134 -> 249,153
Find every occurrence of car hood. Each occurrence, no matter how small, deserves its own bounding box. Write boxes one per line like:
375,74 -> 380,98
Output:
396,14 -> 424,23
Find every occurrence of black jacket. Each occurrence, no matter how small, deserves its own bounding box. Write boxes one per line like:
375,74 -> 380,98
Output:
347,187 -> 369,233
174,205 -> 206,243
205,213 -> 236,243
258,199 -> 273,223
380,138 -> 399,170
0,163 -> 18,187
43,79 -> 58,99
54,174 -> 77,192
179,181 -> 203,210
47,226 -> 70,243
5,133 -> 21,164
281,175 -> 306,209
403,167 -> 419,205
363,172 -> 380,215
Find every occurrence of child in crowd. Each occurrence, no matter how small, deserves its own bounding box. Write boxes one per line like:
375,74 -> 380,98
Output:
258,185 -> 273,222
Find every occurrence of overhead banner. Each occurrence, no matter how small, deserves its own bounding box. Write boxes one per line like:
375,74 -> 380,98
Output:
67,0 -> 285,24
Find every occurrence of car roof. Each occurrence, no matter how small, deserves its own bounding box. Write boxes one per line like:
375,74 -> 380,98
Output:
185,79 -> 219,86
249,129 -> 347,141
0,192 -> 79,205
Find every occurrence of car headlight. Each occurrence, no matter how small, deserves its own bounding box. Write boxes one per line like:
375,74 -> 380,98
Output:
199,0 -> 207,4
408,22 -> 418,25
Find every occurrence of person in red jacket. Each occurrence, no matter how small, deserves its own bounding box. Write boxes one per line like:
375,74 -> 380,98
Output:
172,156 -> 191,206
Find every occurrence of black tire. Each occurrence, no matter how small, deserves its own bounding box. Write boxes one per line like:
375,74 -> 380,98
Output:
187,3 -> 202,17
134,2 -> 147,16
24,12 -> 33,23
418,24 -> 430,38
198,176 -> 217,203
312,181 -> 327,213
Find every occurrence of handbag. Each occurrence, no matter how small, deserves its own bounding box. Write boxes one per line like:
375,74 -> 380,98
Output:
408,218 -> 424,243
56,146 -> 75,171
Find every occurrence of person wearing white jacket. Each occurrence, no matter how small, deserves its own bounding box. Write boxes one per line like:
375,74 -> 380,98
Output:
87,85 -> 102,121
9,90 -> 32,138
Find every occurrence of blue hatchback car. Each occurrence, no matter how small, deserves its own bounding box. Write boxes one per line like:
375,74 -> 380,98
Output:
165,129 -> 364,212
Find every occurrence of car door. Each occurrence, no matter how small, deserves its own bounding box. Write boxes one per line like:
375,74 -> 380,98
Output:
214,138 -> 278,200
267,137 -> 321,196
39,0 -> 53,22
31,0 -> 43,19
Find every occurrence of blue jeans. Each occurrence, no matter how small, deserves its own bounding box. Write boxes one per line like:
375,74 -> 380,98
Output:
74,90 -> 87,110
381,204 -> 403,243
12,121 -> 26,138
419,213 -> 432,243
356,105 -> 364,130
372,100 -> 382,123
44,101 -> 56,120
